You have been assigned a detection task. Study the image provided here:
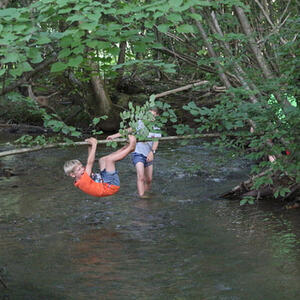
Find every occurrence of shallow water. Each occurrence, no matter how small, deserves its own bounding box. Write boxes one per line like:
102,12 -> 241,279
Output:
0,136 -> 299,300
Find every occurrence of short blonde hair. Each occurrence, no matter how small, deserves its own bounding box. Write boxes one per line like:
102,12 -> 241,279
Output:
63,159 -> 82,176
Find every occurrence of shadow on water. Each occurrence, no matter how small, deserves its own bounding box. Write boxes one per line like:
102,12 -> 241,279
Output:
0,137 -> 299,299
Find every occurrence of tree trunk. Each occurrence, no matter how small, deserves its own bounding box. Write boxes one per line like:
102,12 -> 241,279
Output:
88,61 -> 119,131
115,41 -> 127,88
233,5 -> 292,109
205,8 -> 260,104
190,7 -> 233,90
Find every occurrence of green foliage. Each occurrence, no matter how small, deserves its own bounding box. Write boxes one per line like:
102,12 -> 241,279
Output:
90,116 -> 108,136
240,196 -> 255,206
15,134 -> 61,147
0,0 -> 188,86
119,96 -> 177,141
43,114 -> 81,137
274,187 -> 291,199
182,88 -> 299,200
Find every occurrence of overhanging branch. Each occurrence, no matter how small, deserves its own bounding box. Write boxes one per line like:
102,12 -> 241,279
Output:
0,134 -> 220,158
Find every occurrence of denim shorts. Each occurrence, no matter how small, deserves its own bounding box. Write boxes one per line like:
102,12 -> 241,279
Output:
131,152 -> 153,168
92,169 -> 120,186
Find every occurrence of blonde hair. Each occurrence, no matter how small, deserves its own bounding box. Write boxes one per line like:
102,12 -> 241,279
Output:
63,159 -> 82,176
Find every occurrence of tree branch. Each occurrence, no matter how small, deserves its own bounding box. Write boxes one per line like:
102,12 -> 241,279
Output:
153,81 -> 209,98
0,134 -> 221,158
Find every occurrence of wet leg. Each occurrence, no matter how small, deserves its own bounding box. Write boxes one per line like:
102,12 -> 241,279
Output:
135,162 -> 146,197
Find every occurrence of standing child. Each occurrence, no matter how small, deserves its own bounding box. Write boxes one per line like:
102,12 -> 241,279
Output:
107,108 -> 161,197
64,135 -> 136,197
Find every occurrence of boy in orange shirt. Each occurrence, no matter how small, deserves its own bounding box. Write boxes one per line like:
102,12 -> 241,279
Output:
64,135 -> 136,197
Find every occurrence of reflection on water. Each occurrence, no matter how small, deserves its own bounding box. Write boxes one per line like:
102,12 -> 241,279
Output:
0,138 -> 299,299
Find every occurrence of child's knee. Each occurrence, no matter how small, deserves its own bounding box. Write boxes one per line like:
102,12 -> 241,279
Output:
99,157 -> 107,167
137,173 -> 145,182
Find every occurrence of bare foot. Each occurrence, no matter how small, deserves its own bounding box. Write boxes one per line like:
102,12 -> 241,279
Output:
139,194 -> 151,199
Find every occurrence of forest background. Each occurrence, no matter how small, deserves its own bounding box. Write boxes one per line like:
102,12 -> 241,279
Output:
0,0 -> 299,205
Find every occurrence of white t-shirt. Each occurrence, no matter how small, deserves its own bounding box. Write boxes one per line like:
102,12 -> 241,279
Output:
135,120 -> 161,157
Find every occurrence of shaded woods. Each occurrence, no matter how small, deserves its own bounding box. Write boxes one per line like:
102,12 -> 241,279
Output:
0,0 -> 299,206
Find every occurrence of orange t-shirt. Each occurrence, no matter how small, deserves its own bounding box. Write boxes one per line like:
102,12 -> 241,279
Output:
74,172 -> 120,197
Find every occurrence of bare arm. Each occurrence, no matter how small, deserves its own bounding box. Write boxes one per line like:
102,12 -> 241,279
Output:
146,141 -> 159,162
85,137 -> 97,176
106,127 -> 133,140
151,141 -> 159,152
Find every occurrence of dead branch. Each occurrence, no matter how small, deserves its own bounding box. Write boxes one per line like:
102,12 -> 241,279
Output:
154,81 -> 209,98
0,134 -> 220,158
27,84 -> 62,121
220,169 -> 271,199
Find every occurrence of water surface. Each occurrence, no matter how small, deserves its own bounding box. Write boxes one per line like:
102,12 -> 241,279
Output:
0,136 -> 299,299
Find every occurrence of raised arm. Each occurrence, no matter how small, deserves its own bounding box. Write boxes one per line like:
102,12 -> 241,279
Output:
85,137 -> 98,176
106,127 -> 133,140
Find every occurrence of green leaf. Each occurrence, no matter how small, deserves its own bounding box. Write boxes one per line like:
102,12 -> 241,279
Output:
36,35 -> 51,45
151,43 -> 164,49
9,66 -> 23,77
108,47 -> 120,56
60,36 -> 74,47
86,40 -> 110,49
240,199 -> 248,205
68,56 -> 83,67
153,11 -> 164,18
166,13 -> 183,23
13,24 -> 28,34
157,24 -> 169,33
198,1 -> 212,6
73,45 -> 85,54
134,42 -> 147,53
168,0 -> 183,6
51,62 -> 68,72
20,61 -> 33,72
144,20 -> 155,28
58,48 -> 71,59
189,13 -> 202,21
66,14 -> 86,23
1,52 -> 19,63
107,23 -> 123,31
0,8 -> 21,19
92,117 -> 101,125
58,7 -> 74,14
176,24 -> 194,33
79,22 -> 98,31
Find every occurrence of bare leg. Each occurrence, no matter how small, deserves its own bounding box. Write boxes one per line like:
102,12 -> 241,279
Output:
98,135 -> 136,172
144,164 -> 153,193
135,162 -> 146,197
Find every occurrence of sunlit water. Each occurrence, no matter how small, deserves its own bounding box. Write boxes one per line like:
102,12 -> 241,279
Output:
0,135 -> 299,300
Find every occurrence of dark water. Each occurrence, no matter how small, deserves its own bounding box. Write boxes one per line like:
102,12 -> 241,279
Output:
0,136 -> 299,300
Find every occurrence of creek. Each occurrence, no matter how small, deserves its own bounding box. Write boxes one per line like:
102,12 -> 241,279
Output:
0,134 -> 299,300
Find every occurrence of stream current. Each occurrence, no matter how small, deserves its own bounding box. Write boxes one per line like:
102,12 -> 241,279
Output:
0,135 -> 299,299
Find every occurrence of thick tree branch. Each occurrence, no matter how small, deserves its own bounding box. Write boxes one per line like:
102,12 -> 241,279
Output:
0,134 -> 220,158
